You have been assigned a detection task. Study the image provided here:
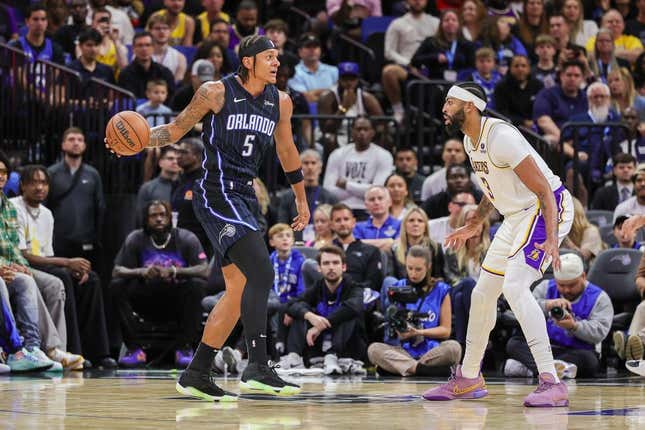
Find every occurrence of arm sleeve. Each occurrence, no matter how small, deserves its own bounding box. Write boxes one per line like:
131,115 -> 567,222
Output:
322,150 -> 352,200
487,123 -> 532,169
13,205 -> 27,250
572,292 -> 613,345
114,232 -> 140,268
384,21 -> 409,65
327,285 -> 363,326
287,286 -> 319,319
410,38 -> 438,69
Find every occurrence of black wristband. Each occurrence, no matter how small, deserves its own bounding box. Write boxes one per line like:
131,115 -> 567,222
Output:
285,168 -> 304,184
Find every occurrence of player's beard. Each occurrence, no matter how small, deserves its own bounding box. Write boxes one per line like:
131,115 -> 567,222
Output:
445,109 -> 466,136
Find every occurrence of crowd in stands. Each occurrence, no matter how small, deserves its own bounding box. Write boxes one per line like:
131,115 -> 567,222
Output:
1,0 -> 645,378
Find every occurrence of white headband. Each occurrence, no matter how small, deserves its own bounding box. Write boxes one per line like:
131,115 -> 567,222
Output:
446,86 -> 487,111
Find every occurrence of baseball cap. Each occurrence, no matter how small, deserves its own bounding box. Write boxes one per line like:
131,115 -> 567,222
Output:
338,62 -> 359,77
553,253 -> 584,281
299,33 -> 320,48
191,59 -> 215,83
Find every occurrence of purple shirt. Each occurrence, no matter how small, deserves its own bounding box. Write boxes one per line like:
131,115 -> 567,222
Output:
533,85 -> 588,129
229,25 -> 264,51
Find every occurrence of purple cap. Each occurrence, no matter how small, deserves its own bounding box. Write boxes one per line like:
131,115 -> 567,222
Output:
338,62 -> 359,77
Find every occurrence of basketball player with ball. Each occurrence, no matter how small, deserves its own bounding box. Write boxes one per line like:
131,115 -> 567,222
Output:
105,35 -> 309,401
422,83 -> 575,407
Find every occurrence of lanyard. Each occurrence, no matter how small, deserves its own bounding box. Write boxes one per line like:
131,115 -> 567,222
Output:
445,40 -> 457,69
272,253 -> 293,295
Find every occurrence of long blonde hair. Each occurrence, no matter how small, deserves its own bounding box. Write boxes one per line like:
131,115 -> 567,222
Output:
564,0 -> 585,43
608,67 -> 636,111
567,197 -> 594,246
395,207 -> 439,266
589,28 -> 620,79
313,204 -> 333,242
455,205 -> 490,272
253,178 -> 270,215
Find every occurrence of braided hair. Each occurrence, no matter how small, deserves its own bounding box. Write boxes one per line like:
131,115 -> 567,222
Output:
237,34 -> 266,83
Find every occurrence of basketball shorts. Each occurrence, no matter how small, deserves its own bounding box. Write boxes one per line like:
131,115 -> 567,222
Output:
481,185 -> 574,277
192,181 -> 260,265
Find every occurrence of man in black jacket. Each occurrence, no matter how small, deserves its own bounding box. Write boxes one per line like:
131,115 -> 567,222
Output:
117,32 -> 174,99
493,55 -> 543,128
591,152 -> 637,212
287,245 -> 366,374
423,164 -> 482,219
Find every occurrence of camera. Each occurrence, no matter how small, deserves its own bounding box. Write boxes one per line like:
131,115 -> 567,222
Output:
384,286 -> 426,340
550,306 -> 569,321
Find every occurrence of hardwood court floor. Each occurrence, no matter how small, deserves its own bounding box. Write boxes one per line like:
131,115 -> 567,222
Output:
0,370 -> 643,429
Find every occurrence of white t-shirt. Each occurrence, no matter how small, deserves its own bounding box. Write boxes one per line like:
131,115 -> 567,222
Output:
428,216 -> 453,250
10,197 -> 55,257
613,196 -> 645,222
421,168 -> 480,201
464,117 -> 562,216
323,143 -> 394,209
384,12 -> 439,66
153,46 -> 184,79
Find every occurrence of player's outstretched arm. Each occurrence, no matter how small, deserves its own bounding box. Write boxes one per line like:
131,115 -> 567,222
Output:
444,195 -> 495,250
147,81 -> 224,148
274,91 -> 309,231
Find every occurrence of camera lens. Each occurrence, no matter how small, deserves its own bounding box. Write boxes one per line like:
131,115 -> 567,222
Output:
549,306 -> 568,321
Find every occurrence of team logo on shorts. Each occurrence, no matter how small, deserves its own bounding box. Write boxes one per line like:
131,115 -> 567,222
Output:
219,223 -> 237,244
528,249 -> 541,261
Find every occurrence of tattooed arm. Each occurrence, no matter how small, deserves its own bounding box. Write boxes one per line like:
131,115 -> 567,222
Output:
147,81 -> 224,148
471,195 -> 495,225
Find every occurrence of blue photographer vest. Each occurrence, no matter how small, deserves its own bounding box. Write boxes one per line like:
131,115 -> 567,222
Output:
546,279 -> 603,350
270,249 -> 305,303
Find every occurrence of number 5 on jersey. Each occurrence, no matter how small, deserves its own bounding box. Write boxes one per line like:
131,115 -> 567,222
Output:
242,134 -> 255,157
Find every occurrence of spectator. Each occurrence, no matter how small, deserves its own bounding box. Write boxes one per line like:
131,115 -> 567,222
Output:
614,299 -> 645,361
369,245 -> 460,376
111,0 -> 143,28
138,80 -> 174,128
613,215 -> 645,251
267,224 -> 306,358
533,60 -> 588,145
323,116 -> 394,217
286,245 -> 367,375
385,173 -> 415,221
481,16 -> 528,74
382,0 -> 439,124
329,0 -> 382,25
147,0 -> 195,47
208,18 -> 240,70
468,47 -> 502,105
608,67 -> 636,112
410,9 -> 476,81
394,148 -> 426,205
494,55 -> 544,128
47,128 -> 105,270
275,59 -> 311,149
353,185 -> 401,251
625,0 -> 645,44
303,204 -> 334,249
421,139 -> 479,201
82,8 -> 128,76
111,200 -> 208,368
229,0 -> 264,51
53,0 -> 89,57
618,107 -> 645,161
170,139 -> 212,258
87,0 -> 134,45
68,28 -> 116,96
423,164 -> 482,220
562,197 -> 605,264
591,152 -> 637,211
428,191 -> 476,248
147,13 -> 187,82
264,19 -> 299,70
9,3 -> 65,65
192,39 -> 232,76
170,58 -> 215,112
585,9 -> 644,64
505,254 -> 613,378
0,152 -> 83,370
532,34 -> 558,89
443,204 -> 490,286
589,28 -> 631,84
460,0 -> 487,42
289,33 -> 338,104
614,167 -> 645,220
136,146 -> 179,225
194,0 -> 230,44
391,207 -> 446,279
277,150 -> 337,243
516,0 -> 549,56
12,165 -> 115,368
548,13 -> 576,54
330,203 -> 384,291
562,0 -> 599,46
118,32 -> 175,100
318,62 -> 385,150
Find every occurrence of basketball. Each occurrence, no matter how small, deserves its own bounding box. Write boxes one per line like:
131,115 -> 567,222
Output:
105,111 -> 149,156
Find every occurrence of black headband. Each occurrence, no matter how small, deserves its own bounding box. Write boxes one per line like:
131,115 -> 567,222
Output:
239,37 -> 277,59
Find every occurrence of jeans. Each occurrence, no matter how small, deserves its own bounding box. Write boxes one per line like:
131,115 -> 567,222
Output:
5,273 -> 41,349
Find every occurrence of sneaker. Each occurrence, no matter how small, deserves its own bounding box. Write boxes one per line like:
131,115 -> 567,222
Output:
176,368 -> 238,402
422,365 -> 488,401
613,331 -> 626,359
27,347 -> 63,372
323,353 -> 342,375
338,358 -> 367,376
48,348 -> 84,370
278,352 -> 304,370
626,359 -> 645,376
504,359 -> 534,378
0,363 -> 8,374
175,349 -> 194,369
240,362 -> 301,396
222,347 -> 244,374
7,349 -> 53,373
309,356 -> 324,369
553,360 -> 578,379
118,348 -> 146,368
98,357 -> 118,369
626,335 -> 644,361
523,373 -> 569,407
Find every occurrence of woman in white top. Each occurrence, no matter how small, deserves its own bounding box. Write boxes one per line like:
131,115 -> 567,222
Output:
460,0 -> 487,42
562,0 -> 598,47
147,14 -> 187,82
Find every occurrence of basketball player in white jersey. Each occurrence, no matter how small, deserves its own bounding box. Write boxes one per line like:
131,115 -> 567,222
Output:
422,83 -> 574,407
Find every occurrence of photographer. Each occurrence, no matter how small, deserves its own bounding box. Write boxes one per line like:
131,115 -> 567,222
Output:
504,254 -> 613,379
368,246 -> 461,376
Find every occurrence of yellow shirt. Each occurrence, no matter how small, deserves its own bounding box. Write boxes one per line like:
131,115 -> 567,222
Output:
153,10 -> 190,46
97,40 -> 117,68
585,34 -> 644,53
197,11 -> 230,41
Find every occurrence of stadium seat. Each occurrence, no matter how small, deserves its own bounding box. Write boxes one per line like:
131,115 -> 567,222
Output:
599,224 -> 617,246
586,210 -> 614,228
293,246 -> 319,260
360,16 -> 395,42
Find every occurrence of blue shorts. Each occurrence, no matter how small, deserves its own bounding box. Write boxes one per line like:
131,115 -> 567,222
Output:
192,180 -> 260,264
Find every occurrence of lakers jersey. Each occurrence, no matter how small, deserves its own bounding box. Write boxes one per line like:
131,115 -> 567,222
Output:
464,117 -> 562,216
201,74 -> 280,194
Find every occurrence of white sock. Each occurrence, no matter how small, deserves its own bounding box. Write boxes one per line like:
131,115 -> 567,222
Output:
503,263 -> 559,383
461,272 -> 504,378
392,102 -> 404,113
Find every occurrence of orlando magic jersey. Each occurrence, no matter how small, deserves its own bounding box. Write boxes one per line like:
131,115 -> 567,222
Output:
201,74 -> 280,193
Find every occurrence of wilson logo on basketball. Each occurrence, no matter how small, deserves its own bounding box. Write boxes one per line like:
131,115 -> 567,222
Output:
115,120 -> 136,149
